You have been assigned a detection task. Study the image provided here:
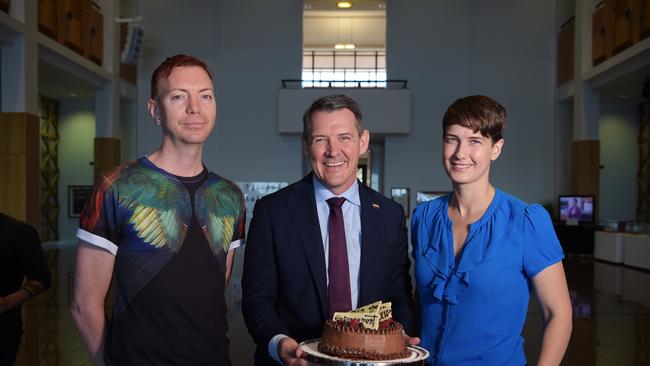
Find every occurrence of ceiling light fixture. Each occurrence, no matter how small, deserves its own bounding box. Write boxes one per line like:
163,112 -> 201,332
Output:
337,1 -> 352,9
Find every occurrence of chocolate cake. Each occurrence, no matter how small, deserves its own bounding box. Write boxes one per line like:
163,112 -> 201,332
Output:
318,301 -> 410,360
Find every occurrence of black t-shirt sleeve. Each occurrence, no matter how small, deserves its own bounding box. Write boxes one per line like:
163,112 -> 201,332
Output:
15,225 -> 51,290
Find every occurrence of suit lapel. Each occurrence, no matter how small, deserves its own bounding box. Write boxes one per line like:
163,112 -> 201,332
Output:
287,174 -> 328,319
358,183 -> 381,307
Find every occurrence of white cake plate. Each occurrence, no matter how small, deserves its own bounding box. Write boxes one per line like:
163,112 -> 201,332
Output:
299,339 -> 429,366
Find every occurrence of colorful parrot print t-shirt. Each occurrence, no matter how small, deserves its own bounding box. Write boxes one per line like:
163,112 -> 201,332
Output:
77,157 -> 246,366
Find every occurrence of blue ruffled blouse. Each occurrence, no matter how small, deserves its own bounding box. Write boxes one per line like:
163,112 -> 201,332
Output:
411,189 -> 563,366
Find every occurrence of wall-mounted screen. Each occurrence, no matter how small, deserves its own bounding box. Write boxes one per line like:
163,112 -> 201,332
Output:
559,195 -> 595,224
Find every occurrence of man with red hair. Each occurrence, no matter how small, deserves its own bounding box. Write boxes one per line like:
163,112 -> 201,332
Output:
71,55 -> 246,365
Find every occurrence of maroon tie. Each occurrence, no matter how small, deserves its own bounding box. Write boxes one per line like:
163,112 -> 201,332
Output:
326,197 -> 352,316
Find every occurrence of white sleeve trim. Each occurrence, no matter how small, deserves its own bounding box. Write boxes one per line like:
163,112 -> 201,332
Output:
77,228 -> 118,256
228,238 -> 244,251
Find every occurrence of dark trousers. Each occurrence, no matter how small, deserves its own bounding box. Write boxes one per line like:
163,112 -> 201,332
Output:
0,332 -> 21,366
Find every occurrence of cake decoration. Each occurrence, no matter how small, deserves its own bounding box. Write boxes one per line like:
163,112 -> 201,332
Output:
318,301 -> 410,360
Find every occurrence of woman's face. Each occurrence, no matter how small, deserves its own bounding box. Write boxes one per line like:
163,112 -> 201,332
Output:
442,124 -> 504,187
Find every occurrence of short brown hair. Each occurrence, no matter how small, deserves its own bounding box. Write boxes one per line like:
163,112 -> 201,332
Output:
150,54 -> 213,99
443,95 -> 506,142
302,94 -> 364,142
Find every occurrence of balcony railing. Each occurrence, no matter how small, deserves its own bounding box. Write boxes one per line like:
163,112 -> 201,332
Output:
282,79 -> 408,89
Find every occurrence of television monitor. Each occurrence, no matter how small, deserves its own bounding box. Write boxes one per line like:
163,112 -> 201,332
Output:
558,195 -> 595,223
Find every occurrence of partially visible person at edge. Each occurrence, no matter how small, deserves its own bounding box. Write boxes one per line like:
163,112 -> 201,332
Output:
242,94 -> 418,366
411,95 -> 572,365
0,213 -> 51,366
70,54 -> 246,366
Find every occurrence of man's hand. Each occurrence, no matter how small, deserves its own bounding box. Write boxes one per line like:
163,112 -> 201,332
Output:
278,337 -> 313,366
404,334 -> 420,346
0,285 -> 36,315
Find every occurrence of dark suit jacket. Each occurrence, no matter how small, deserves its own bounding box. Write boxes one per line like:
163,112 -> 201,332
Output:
241,174 -> 414,365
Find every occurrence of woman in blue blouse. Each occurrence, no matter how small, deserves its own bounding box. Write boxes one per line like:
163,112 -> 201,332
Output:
411,95 -> 572,365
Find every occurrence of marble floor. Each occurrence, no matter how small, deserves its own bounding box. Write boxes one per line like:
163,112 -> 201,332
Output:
26,252 -> 650,365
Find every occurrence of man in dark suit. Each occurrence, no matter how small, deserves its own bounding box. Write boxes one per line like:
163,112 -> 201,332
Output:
242,94 -> 417,365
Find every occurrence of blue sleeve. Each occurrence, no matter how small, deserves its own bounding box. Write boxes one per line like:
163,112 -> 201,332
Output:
522,204 -> 564,277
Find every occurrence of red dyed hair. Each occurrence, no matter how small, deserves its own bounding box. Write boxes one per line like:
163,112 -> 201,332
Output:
150,54 -> 213,99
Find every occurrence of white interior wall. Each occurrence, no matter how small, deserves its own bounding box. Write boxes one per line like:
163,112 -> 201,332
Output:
600,97 -> 639,221
119,100 -> 137,162
385,0 -> 471,207
386,0 -> 557,211
555,101 -> 574,215
57,101 -> 95,240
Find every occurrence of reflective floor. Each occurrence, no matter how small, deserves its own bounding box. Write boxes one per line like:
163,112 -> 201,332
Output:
523,255 -> 650,366
24,252 -> 650,365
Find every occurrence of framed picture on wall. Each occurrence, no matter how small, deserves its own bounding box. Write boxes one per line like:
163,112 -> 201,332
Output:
416,191 -> 447,205
68,185 -> 93,218
390,187 -> 410,217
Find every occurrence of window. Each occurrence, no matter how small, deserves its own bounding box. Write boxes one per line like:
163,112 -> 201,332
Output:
303,1 -> 386,88
302,51 -> 386,88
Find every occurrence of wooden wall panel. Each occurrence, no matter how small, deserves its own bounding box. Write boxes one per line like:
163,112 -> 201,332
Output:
572,140 -> 601,218
38,0 -> 58,39
0,113 -> 40,229
632,0 -> 643,42
593,2 -> 614,65
57,0 -> 85,54
94,137 -> 121,181
0,155 -> 27,220
641,0 -> 650,39
613,0 -> 641,54
83,4 -> 103,65
0,0 -> 10,13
